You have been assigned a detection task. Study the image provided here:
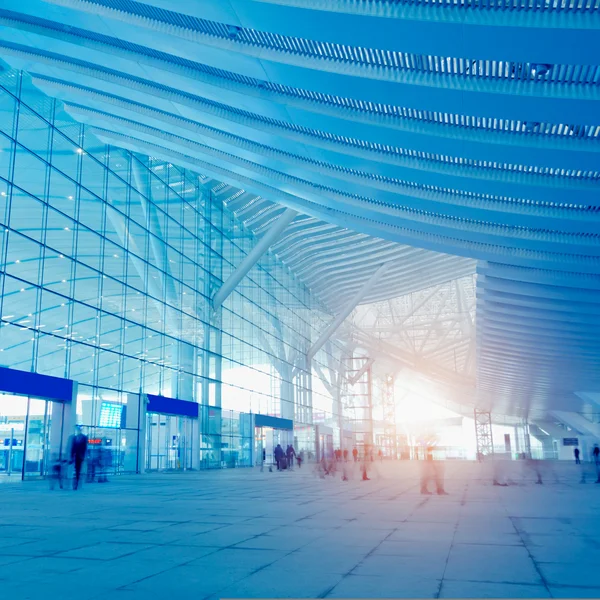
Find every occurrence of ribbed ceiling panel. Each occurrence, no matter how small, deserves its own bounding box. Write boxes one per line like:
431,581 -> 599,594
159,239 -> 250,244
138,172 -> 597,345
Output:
0,0 -> 597,417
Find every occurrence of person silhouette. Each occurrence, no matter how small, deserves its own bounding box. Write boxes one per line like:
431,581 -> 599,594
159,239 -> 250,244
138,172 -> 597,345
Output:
421,445 -> 448,495
274,444 -> 284,471
69,427 -> 88,490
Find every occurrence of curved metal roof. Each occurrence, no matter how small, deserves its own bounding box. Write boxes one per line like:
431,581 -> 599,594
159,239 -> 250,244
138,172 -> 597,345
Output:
0,0 -> 597,417
219,190 -> 475,312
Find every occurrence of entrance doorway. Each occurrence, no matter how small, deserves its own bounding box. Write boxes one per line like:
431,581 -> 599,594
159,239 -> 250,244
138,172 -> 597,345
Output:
0,394 -> 56,479
254,426 -> 293,467
318,432 -> 334,461
145,412 -> 193,471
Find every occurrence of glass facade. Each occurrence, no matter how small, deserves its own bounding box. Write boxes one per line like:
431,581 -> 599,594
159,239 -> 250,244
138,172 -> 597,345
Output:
0,68 -> 343,472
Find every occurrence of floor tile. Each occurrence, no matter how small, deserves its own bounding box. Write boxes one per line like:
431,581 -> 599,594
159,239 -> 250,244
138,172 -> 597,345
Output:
440,580 -> 550,598
1,462 -> 599,599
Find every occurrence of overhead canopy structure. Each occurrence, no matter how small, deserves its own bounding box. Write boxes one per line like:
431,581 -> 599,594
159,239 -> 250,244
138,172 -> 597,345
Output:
0,0 -> 598,419
221,192 -> 475,313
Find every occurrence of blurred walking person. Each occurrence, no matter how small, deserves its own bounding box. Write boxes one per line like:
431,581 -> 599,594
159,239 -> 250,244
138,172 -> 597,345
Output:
49,453 -> 67,490
286,444 -> 296,470
352,447 -> 358,462
315,454 -> 328,478
98,446 -> 110,483
527,458 -> 544,484
362,445 -> 371,481
69,427 -> 88,490
421,445 -> 448,495
574,448 -> 581,465
343,449 -> 349,462
274,443 -> 284,471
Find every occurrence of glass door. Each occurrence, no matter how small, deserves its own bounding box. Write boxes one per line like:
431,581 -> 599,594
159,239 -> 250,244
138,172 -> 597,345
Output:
165,416 -> 179,470
0,394 -> 28,475
146,414 -> 193,471
175,416 -> 193,470
23,398 -> 50,479
146,413 -> 165,470
254,426 -> 265,467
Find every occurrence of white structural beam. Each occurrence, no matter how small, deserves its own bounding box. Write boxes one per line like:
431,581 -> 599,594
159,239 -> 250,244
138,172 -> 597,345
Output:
348,357 -> 375,386
307,262 -> 392,363
212,207 -> 298,310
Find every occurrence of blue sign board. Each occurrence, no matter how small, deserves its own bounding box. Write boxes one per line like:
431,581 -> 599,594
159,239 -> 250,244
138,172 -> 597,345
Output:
147,394 -> 199,418
254,414 -> 293,430
563,438 -> 579,446
0,366 -> 74,403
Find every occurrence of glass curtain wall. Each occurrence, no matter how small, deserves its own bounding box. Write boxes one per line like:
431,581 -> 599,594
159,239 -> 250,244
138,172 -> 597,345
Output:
0,68 -> 345,465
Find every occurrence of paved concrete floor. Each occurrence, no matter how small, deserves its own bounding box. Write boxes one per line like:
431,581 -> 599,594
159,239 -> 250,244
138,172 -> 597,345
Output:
0,460 -> 599,599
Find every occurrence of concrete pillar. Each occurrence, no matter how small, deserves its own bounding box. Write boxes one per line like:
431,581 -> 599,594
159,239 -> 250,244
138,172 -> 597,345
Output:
80,386 -> 100,429
172,342 -> 196,401
315,424 -> 321,461
190,417 -> 200,470
124,393 -> 147,473
280,376 -> 294,421
49,383 -> 78,460
523,422 -> 532,458
335,389 -> 343,451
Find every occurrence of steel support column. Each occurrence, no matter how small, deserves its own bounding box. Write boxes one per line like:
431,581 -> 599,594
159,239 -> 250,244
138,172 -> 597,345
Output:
307,262 -> 391,362
523,420 -> 532,459
474,409 -> 494,460
212,208 -> 297,310
382,374 -> 398,459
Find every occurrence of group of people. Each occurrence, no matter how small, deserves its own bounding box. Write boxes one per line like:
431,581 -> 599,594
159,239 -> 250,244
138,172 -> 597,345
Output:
50,427 -> 111,490
271,443 -> 303,471
313,444 -> 386,482
332,447 -> 385,463
50,427 -> 88,490
573,444 -> 600,483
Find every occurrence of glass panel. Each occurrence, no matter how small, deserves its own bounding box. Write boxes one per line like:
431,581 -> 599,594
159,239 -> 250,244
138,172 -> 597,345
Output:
0,93 -> 16,139
24,398 -> 49,478
0,394 -> 28,475
10,191 -> 45,242
0,68 -> 337,475
47,168 -> 77,218
50,129 -> 80,181
12,146 -> 47,200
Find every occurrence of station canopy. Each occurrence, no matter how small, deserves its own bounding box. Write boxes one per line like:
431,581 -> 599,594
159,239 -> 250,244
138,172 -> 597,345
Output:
0,0 -> 598,420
